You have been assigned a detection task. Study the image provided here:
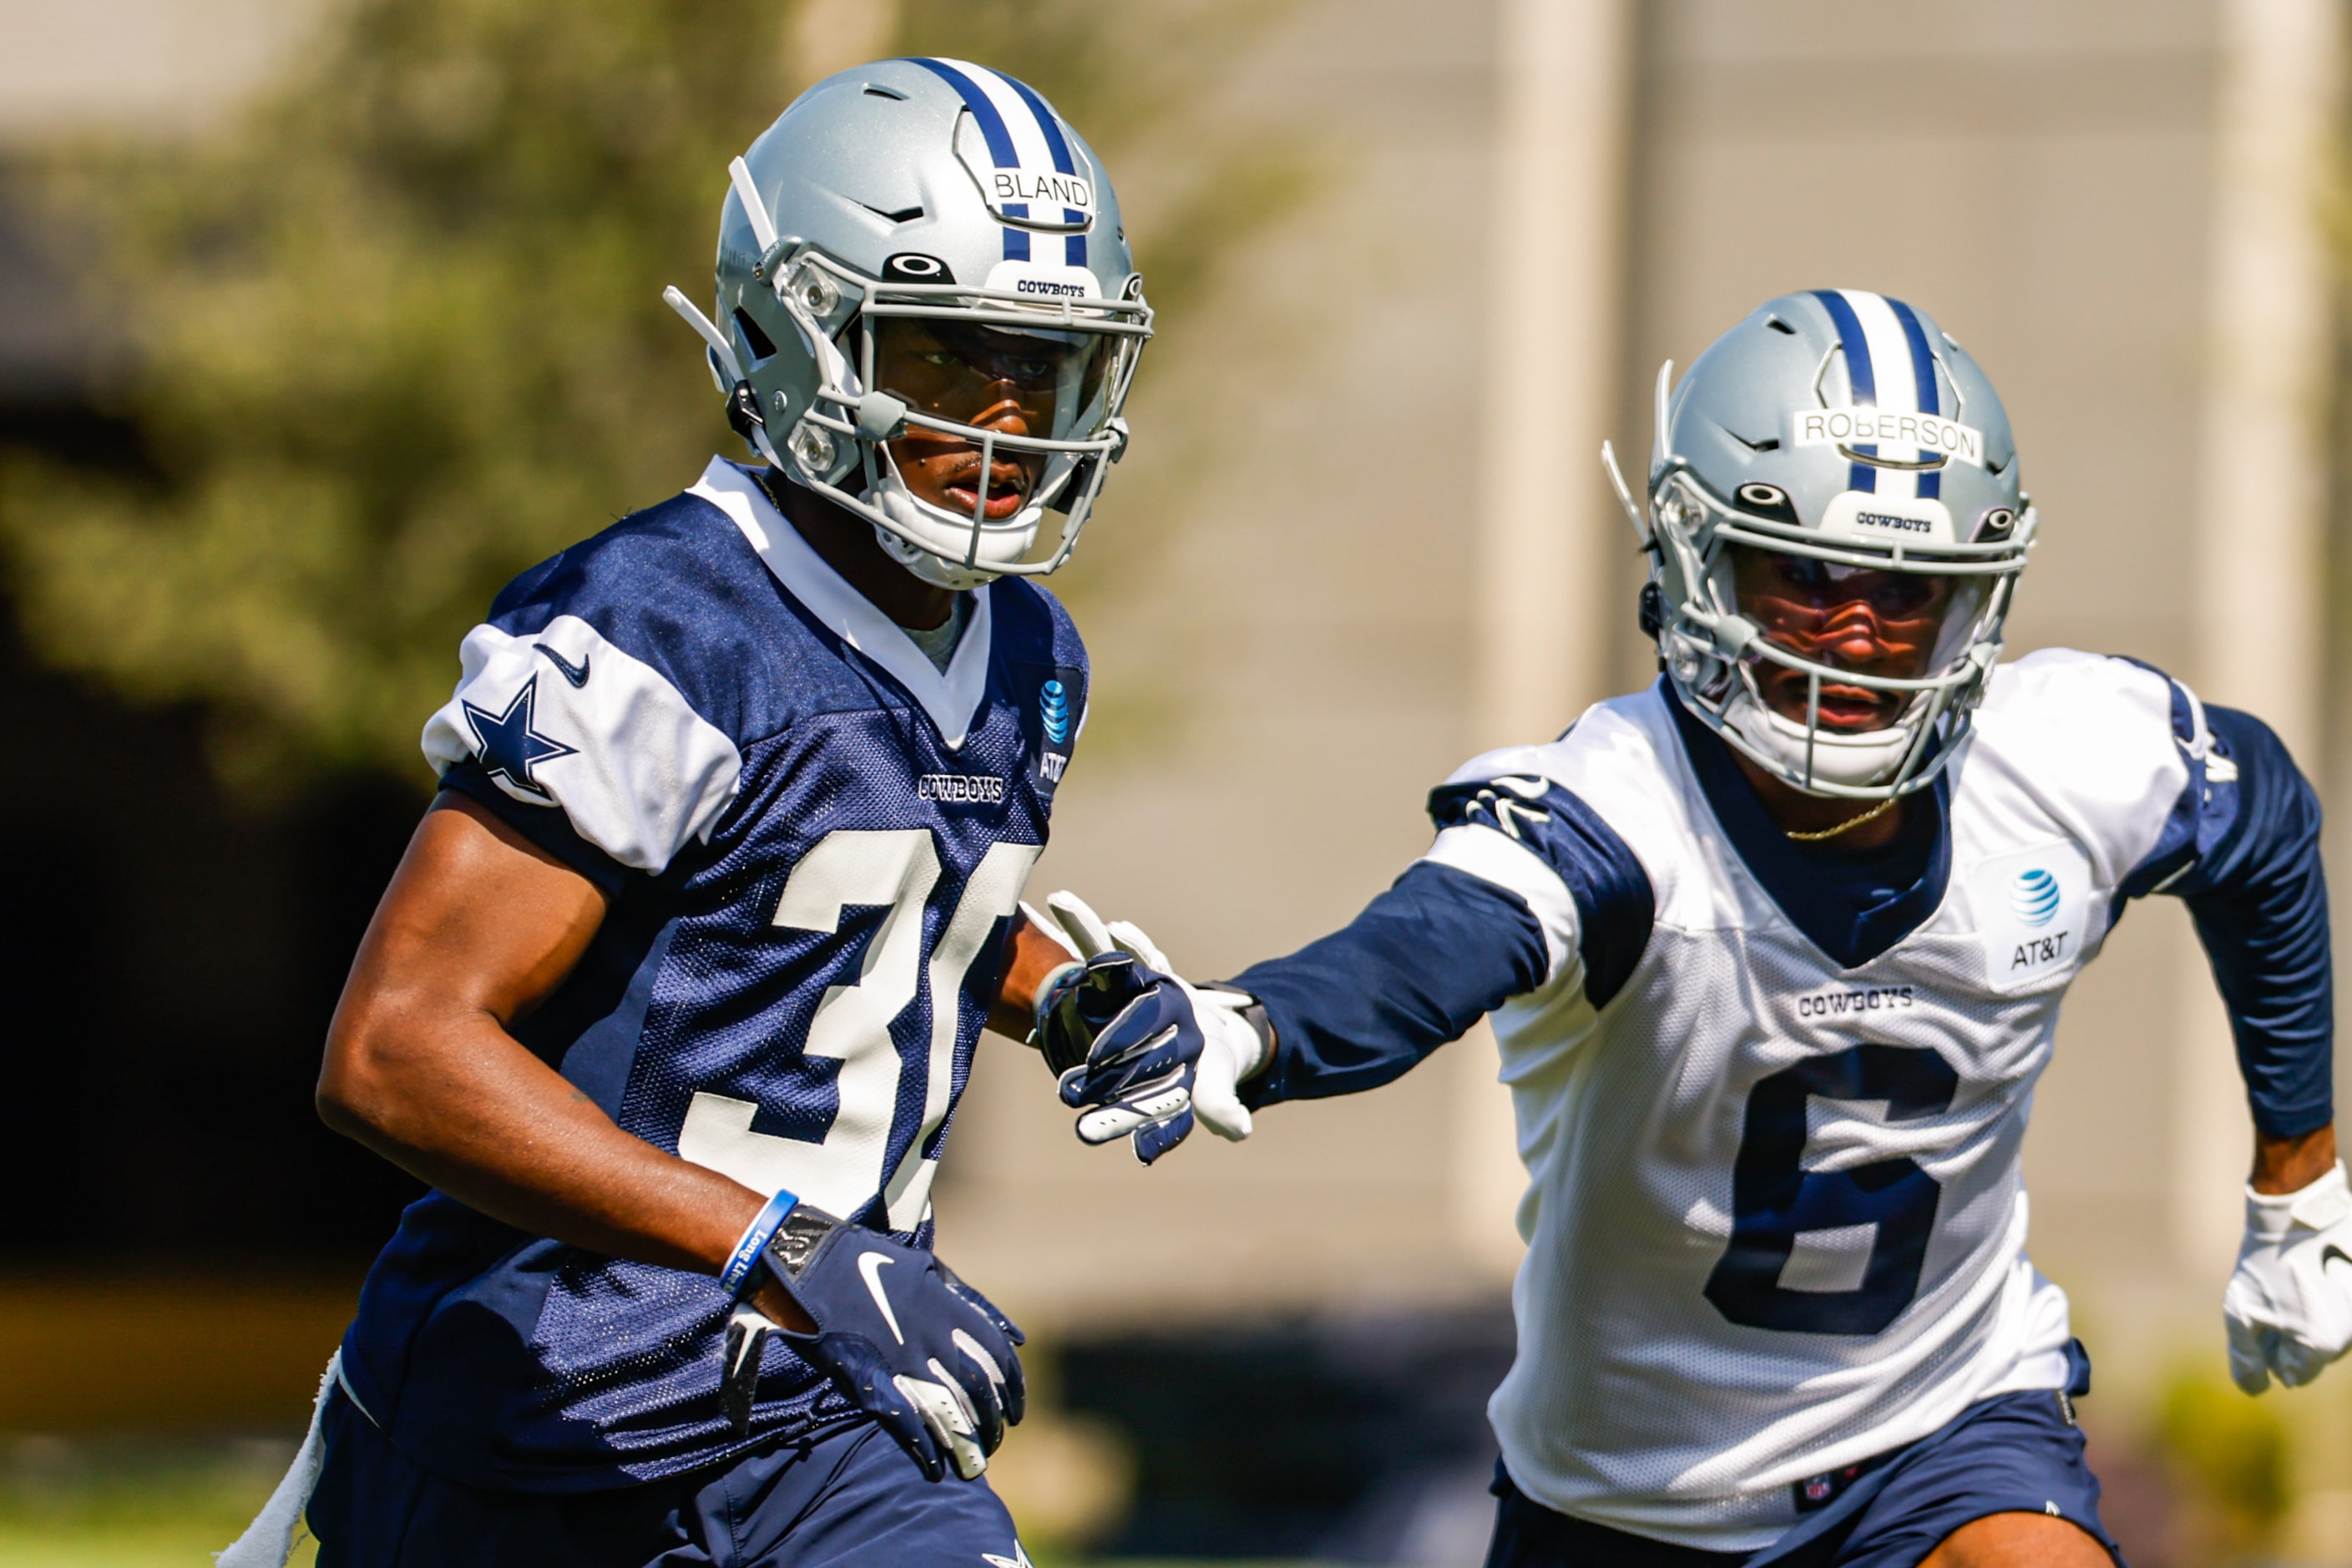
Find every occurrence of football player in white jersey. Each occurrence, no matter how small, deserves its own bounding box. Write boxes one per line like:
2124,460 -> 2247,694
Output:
1036,290 -> 2343,1567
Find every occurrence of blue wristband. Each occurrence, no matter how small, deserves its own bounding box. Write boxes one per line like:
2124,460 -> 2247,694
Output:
721,1188 -> 800,1301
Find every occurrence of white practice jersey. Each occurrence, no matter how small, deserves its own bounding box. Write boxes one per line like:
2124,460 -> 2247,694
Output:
1282,650 -> 2229,1550
1456,650 -> 2215,1545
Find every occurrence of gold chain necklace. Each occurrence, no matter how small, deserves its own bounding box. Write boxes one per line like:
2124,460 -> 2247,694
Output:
1783,796 -> 1897,842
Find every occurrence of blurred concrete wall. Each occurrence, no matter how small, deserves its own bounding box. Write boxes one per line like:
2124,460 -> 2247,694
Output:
3,0 -> 2345,1385
0,0 -> 326,143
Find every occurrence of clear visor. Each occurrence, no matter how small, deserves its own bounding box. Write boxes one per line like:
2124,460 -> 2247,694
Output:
1721,545 -> 1992,731
870,316 -> 1110,443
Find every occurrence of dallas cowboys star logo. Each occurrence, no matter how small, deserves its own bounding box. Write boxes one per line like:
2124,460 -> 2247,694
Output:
461,675 -> 577,799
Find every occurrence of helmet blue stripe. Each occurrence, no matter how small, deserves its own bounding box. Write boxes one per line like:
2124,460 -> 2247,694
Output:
906,58 -> 1031,262
1884,297 -> 1938,414
1810,289 -> 1877,494
908,57 -> 1019,164
1000,74 -> 1075,175
1886,296 -> 1942,499
996,72 -> 1090,268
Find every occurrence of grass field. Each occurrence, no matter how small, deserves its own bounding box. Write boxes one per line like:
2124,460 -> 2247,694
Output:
0,1434 -> 1314,1568
0,1436 -> 313,1568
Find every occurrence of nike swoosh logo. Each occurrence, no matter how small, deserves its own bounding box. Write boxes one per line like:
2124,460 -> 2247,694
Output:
533,642 -> 590,688
2324,1245 -> 2352,1272
858,1252 -> 904,1344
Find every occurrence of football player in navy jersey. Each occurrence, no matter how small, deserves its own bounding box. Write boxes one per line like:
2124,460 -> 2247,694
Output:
1043,292 -> 2349,1567
219,59 -> 1182,1568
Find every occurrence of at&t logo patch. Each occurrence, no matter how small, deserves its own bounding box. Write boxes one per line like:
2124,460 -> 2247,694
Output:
1039,679 -> 1071,744
1015,661 -> 1084,804
2010,867 -> 2061,927
1971,842 -> 2093,994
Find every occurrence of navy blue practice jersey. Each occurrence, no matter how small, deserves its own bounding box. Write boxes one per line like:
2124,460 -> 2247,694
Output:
338,458 -> 1087,1491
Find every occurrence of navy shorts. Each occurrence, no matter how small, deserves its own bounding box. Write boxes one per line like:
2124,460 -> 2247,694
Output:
306,1392 -> 1029,1568
1485,1388 -> 2124,1568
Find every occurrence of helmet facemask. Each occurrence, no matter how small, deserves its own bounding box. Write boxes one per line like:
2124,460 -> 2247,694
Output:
850,290 -> 1135,589
1648,463 -> 2031,799
738,244 -> 1147,592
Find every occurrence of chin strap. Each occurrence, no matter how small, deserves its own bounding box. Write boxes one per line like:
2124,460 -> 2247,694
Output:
875,519 -> 1002,591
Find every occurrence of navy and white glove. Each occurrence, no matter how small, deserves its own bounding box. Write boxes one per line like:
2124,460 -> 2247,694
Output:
2225,1160 -> 2352,1393
1031,891 -> 1270,1164
722,1205 -> 1023,1480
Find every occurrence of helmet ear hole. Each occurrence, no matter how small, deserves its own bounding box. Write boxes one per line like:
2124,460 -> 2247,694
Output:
732,309 -> 778,363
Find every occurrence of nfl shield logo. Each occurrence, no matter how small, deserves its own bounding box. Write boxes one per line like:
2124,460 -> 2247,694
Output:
1803,1474 -> 1834,1505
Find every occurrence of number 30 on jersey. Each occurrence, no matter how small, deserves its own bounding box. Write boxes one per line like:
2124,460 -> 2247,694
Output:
677,830 -> 1039,1232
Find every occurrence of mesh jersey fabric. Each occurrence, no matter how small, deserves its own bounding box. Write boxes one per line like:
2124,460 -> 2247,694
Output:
340,458 -> 1087,1492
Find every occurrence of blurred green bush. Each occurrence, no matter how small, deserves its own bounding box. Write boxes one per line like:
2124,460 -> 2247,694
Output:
0,0 -> 1300,793
2157,1358 -> 2292,1560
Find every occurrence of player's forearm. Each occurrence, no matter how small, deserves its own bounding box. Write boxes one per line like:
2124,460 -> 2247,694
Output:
2253,1122 -> 2338,1195
1231,862 -> 1549,1105
320,1006 -> 760,1272
986,909 -> 1075,1043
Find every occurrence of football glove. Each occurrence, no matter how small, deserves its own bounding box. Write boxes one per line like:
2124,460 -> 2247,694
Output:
1033,890 -> 1270,1163
2224,1160 -> 2352,1393
721,1204 -> 1023,1481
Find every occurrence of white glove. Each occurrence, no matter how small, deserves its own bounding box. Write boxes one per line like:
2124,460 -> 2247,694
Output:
1031,891 -> 1267,1145
2223,1159 -> 2352,1393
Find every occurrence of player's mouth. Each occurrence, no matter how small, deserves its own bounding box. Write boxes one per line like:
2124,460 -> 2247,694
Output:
1811,684 -> 1900,731
940,457 -> 1032,521
1759,665 -> 1904,732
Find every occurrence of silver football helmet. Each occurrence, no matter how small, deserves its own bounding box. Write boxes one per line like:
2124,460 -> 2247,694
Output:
665,58 -> 1152,589
1606,290 -> 2036,799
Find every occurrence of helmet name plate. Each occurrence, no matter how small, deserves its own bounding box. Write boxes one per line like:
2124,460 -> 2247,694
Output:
953,114 -> 1095,232
1791,406 -> 1985,468
986,169 -> 1094,220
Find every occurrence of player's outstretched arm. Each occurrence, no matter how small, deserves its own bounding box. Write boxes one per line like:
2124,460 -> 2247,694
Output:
1036,774 -> 1650,1162
317,794 -> 1023,1479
